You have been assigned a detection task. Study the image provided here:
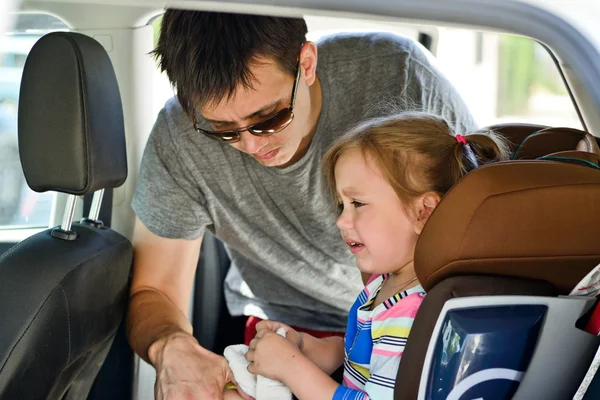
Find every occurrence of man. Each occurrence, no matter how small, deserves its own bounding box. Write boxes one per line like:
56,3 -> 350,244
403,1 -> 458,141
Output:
127,9 -> 476,399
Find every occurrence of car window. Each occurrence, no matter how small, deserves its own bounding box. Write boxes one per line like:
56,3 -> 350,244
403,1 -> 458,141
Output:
435,28 -> 582,129
308,23 -> 582,129
0,14 -> 68,229
308,22 -> 582,130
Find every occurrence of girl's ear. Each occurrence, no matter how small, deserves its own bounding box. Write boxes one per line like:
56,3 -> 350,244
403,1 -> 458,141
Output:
414,192 -> 441,235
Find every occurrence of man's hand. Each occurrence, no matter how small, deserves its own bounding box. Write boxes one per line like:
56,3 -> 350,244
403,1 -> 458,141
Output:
251,320 -> 304,352
150,332 -> 233,400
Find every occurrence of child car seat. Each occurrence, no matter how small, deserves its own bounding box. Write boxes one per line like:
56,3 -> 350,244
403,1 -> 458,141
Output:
394,126 -> 600,400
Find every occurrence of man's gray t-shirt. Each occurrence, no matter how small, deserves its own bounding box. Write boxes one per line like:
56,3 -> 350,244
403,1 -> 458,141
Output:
132,32 -> 477,331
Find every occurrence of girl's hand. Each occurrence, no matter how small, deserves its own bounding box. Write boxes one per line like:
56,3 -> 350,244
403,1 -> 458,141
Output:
252,320 -> 304,351
245,328 -> 304,381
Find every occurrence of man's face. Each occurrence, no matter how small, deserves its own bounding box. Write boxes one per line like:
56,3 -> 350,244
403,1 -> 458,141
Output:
200,57 -> 315,168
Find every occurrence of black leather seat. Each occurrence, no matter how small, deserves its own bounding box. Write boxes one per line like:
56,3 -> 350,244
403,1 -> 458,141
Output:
0,32 -> 132,400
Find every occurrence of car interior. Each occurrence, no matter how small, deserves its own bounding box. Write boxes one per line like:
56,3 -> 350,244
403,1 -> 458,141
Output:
1,1 -> 600,399
0,31 -> 132,399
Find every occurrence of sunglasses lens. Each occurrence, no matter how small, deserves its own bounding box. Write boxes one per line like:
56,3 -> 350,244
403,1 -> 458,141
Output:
201,129 -> 240,142
195,108 -> 293,142
249,108 -> 294,135
213,131 -> 240,142
194,122 -> 240,143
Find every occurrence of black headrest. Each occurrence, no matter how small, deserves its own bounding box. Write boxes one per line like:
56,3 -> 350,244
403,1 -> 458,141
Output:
18,32 -> 127,195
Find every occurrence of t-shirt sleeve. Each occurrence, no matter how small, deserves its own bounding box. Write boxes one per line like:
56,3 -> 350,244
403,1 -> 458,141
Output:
131,108 -> 211,240
405,41 -> 479,134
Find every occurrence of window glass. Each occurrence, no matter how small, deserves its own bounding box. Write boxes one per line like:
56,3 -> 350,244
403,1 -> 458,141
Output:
435,28 -> 582,129
0,14 -> 68,229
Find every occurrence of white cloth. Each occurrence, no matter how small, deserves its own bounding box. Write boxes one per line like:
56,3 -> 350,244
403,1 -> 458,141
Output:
224,328 -> 292,400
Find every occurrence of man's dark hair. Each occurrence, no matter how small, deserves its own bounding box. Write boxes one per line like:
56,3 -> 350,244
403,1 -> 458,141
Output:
153,10 -> 308,117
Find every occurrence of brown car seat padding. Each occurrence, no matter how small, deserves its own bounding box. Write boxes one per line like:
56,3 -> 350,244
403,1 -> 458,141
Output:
483,123 -> 547,154
513,127 -> 593,160
542,150 -> 600,167
394,276 -> 557,400
576,133 -> 600,154
415,160 -> 600,295
393,135 -> 600,399
473,125 -> 599,160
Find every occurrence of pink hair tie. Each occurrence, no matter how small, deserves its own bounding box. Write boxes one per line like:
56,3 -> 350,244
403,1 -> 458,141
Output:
455,134 -> 467,145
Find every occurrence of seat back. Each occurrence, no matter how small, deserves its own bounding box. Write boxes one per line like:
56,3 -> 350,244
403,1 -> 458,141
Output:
484,123 -> 547,154
0,32 -> 132,400
482,123 -> 600,159
394,151 -> 600,399
512,126 -> 600,160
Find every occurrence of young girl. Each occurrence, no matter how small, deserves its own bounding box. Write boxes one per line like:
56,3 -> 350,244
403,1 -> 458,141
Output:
228,112 -> 510,399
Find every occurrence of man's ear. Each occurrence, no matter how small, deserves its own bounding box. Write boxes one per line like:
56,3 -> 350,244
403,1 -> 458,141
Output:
300,41 -> 318,86
414,192 -> 441,235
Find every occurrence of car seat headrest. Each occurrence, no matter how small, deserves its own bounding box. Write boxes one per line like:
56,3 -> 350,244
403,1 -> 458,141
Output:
576,133 -> 600,154
18,32 -> 127,195
483,123 -> 548,153
539,151 -> 600,169
415,160 -> 600,294
512,127 -> 598,160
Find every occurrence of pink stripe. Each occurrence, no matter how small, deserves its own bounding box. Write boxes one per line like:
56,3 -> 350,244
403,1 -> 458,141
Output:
373,294 -> 424,321
343,377 -> 363,390
366,274 -> 382,285
372,349 -> 403,357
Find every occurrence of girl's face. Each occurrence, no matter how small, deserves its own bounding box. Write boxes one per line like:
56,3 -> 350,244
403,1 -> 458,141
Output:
334,148 -> 423,275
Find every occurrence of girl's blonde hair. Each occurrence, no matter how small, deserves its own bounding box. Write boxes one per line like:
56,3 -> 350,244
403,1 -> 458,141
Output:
322,112 -> 510,206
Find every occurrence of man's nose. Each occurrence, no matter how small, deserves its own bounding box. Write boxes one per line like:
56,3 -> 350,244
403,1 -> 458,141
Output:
239,130 -> 268,154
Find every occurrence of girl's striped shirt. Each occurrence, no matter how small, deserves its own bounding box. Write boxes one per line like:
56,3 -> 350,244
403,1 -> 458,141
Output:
332,274 -> 425,400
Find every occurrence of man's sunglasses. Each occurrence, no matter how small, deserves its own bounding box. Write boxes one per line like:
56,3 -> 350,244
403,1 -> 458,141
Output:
193,60 -> 301,143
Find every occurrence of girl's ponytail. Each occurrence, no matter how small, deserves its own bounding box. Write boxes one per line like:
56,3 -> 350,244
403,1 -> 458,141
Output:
452,130 -> 511,180
467,131 -> 511,164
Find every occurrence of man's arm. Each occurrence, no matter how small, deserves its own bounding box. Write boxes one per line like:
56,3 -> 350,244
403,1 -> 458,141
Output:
126,218 -> 236,400
126,217 -> 202,363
